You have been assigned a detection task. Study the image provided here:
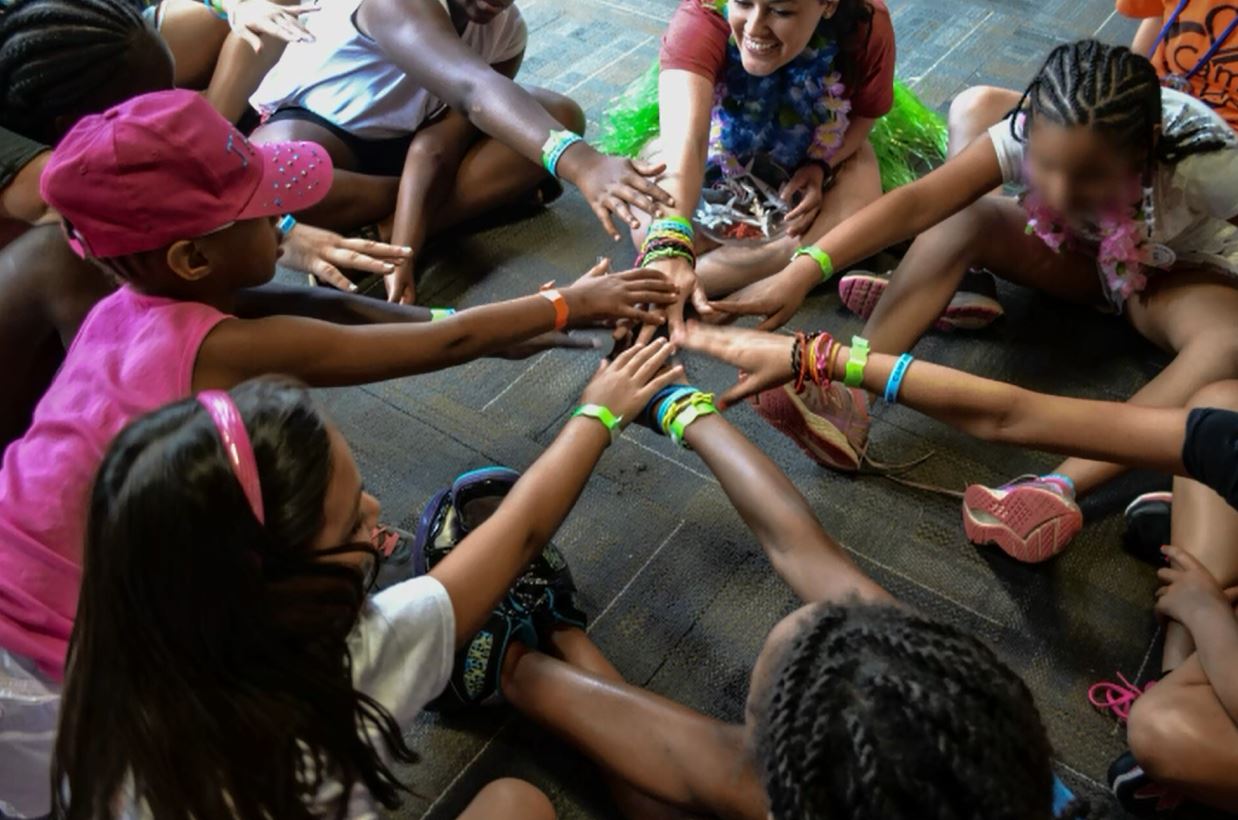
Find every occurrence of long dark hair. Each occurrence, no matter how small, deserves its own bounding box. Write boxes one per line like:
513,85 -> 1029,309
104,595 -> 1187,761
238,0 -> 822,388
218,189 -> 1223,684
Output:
52,378 -> 415,820
1011,39 -> 1228,167
826,0 -> 875,92
755,603 -> 1114,820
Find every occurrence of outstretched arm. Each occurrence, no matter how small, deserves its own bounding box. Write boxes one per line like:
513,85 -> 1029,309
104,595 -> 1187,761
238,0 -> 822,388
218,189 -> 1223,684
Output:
680,323 -> 1189,475
431,341 -> 684,644
195,263 -> 677,389
357,0 -> 673,238
710,135 -> 1005,329
683,413 -> 890,605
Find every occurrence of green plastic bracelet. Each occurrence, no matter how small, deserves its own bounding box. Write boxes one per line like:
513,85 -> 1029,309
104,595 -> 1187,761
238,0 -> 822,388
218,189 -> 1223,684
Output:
572,403 -> 622,442
429,308 -> 456,321
668,401 -> 717,447
843,335 -> 870,388
791,246 -> 835,282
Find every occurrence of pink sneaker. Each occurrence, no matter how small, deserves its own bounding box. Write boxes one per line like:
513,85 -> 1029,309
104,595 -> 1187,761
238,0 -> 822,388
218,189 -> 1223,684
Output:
838,270 -> 1005,332
751,382 -> 870,472
962,475 -> 1082,562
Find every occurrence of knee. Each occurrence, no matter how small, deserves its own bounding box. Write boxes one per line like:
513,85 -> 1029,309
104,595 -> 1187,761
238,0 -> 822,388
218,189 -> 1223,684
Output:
948,86 -> 1013,152
1187,379 -> 1238,412
1181,330 -> 1238,377
473,779 -> 555,820
537,91 -> 586,135
1127,691 -> 1191,782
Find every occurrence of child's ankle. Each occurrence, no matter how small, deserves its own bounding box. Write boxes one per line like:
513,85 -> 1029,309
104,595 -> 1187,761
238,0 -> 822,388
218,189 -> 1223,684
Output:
1040,473 -> 1076,498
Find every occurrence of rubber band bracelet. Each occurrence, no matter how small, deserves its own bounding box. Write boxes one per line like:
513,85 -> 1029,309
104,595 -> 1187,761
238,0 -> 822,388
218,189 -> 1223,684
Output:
657,388 -> 699,433
429,308 -> 456,321
843,335 -> 870,388
649,217 -> 695,239
276,214 -> 297,234
572,404 -> 622,443
791,246 -> 834,282
668,397 -> 717,447
883,353 -> 914,404
542,130 -> 584,178
539,288 -> 569,331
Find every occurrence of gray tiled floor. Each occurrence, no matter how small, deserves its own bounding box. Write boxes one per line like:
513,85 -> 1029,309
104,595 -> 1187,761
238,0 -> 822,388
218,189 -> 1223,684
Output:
295,2 -> 1210,818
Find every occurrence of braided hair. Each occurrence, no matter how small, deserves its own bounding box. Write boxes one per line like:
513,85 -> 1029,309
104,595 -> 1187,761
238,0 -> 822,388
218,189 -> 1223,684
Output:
754,603 -> 1115,820
0,0 -> 151,144
1011,39 -> 1227,168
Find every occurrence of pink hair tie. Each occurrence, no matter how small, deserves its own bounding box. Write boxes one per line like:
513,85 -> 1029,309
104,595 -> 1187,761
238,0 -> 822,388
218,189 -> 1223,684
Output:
197,390 -> 265,525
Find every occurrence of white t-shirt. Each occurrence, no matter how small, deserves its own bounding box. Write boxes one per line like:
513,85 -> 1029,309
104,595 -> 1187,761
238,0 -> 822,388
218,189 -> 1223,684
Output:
251,0 -> 527,139
988,88 -> 1238,276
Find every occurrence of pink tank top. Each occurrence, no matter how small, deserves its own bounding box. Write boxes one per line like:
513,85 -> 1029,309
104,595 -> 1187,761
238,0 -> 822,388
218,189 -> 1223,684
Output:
0,287 -> 227,680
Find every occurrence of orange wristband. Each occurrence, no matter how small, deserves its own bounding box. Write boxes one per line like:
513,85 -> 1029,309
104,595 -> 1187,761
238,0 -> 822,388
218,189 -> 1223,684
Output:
539,288 -> 569,331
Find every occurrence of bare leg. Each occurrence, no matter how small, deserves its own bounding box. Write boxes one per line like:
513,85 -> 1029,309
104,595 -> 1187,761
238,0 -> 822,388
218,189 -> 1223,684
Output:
1161,380 -> 1238,670
695,141 -> 883,296
1127,652 -> 1238,811
861,195 -> 1099,354
156,0 -> 231,89
947,86 -> 1020,158
456,778 -> 555,820
1053,271 -> 1238,496
501,643 -> 765,819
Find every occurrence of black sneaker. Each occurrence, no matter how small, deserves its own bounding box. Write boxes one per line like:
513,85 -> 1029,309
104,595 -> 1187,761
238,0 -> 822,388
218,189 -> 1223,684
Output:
427,599 -> 538,711
1108,750 -> 1184,816
1123,492 -> 1172,566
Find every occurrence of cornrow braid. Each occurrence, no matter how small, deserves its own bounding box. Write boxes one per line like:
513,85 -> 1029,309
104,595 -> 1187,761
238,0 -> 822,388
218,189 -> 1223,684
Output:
755,603 -> 1059,820
0,0 -> 147,143
1011,39 -> 1227,169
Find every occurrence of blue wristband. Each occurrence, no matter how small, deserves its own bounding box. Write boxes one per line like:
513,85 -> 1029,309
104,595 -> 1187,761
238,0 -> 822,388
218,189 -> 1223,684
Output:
883,354 -> 914,404
655,386 -> 697,433
542,130 -> 585,178
276,214 -> 297,234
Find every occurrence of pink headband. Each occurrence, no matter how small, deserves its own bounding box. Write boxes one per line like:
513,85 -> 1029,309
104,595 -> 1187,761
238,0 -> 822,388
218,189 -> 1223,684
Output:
197,391 -> 265,525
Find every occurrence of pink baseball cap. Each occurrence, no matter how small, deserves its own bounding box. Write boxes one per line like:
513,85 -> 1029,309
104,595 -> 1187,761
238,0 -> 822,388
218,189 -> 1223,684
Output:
40,89 -> 333,259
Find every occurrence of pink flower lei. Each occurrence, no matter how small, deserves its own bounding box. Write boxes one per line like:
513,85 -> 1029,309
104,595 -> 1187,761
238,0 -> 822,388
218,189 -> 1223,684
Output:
1021,176 -> 1154,304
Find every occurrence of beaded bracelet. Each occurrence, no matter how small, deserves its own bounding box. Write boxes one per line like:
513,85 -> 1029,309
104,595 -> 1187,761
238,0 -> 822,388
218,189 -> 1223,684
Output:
542,130 -> 584,178
572,403 -> 622,443
790,332 -> 804,387
883,354 -> 914,404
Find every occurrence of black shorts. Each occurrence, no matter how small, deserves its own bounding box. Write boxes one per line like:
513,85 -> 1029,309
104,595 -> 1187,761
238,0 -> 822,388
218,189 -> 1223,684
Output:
264,107 -> 413,177
1183,407 -> 1238,510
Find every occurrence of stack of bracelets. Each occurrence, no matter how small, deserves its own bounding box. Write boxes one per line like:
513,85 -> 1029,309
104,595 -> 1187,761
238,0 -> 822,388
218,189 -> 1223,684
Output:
204,0 -> 229,20
645,384 -> 718,448
637,216 -> 696,268
542,129 -> 585,178
788,332 -> 916,405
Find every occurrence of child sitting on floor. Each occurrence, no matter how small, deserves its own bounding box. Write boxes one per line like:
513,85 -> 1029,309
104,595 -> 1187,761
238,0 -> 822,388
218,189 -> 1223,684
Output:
250,0 -> 675,303
680,320 -> 1238,817
0,88 -> 676,819
713,39 -> 1238,561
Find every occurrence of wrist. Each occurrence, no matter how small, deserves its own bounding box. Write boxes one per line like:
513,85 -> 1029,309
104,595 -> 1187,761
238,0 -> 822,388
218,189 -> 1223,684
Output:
1183,592 -> 1233,628
787,254 -> 823,293
551,138 -> 592,184
570,403 -> 622,444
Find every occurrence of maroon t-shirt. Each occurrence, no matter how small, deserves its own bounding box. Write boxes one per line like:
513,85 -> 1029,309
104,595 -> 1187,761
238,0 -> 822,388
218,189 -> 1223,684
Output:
659,0 -> 896,119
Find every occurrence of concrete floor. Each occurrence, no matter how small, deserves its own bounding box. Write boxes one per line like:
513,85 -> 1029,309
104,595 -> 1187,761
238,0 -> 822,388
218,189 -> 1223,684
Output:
293,1 -> 1220,817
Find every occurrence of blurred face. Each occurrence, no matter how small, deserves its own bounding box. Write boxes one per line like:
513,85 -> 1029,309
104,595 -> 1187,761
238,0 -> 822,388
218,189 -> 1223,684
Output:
312,425 -> 382,575
728,0 -> 835,76
453,0 -> 514,24
1024,119 -> 1145,215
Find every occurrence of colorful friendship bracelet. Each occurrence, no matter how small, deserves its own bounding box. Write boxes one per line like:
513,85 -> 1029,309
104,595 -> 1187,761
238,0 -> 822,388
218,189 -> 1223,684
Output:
429,307 -> 457,321
843,335 -> 870,388
883,353 -> 914,404
542,130 -> 584,178
649,216 -> 694,238
572,404 -> 622,443
791,246 -> 834,282
276,214 -> 297,234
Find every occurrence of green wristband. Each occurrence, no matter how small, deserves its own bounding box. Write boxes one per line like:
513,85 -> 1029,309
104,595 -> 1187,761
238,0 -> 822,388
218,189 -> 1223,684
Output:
843,335 -> 870,388
429,307 -> 457,321
572,403 -> 622,443
792,246 -> 834,282
668,397 -> 717,447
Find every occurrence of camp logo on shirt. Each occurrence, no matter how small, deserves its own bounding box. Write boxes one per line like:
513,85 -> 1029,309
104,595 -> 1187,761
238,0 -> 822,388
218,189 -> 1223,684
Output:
1160,3 -> 1238,128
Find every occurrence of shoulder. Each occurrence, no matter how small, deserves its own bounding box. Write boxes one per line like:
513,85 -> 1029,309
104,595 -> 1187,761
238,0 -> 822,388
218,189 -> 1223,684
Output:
660,0 -> 731,78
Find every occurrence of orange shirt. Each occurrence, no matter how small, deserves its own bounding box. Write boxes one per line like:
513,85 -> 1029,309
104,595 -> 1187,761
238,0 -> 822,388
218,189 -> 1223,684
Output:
1118,0 -> 1238,131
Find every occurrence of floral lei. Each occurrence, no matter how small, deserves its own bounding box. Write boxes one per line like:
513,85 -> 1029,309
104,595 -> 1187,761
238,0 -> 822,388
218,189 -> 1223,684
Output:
1022,177 -> 1155,304
704,2 -> 851,177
